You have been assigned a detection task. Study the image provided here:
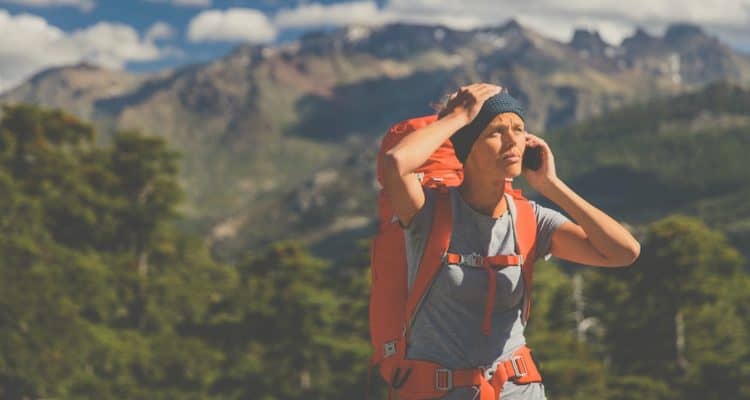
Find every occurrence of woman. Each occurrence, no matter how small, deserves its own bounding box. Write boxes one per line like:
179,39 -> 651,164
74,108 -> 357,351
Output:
381,83 -> 641,399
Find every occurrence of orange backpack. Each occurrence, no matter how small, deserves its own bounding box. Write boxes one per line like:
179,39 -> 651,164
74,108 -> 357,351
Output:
369,114 -> 540,397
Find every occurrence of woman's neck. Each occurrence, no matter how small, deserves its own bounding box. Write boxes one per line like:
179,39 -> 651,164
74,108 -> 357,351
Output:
458,171 -> 508,218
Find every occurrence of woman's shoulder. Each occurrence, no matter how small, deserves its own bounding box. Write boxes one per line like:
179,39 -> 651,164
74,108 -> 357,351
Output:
402,185 -> 457,232
401,186 -> 437,231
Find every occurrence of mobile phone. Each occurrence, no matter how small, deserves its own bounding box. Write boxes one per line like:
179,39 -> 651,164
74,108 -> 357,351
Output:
522,146 -> 542,171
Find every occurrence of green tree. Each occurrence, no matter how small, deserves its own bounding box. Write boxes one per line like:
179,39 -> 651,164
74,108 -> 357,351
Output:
525,260 -> 607,400
204,241 -> 372,400
0,105 -> 235,399
109,132 -> 182,275
584,215 -> 750,399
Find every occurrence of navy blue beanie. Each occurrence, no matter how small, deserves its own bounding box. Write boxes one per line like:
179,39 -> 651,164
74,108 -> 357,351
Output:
450,92 -> 525,164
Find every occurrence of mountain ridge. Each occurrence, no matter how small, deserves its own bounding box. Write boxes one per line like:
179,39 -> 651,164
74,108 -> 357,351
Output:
2,20 -> 749,260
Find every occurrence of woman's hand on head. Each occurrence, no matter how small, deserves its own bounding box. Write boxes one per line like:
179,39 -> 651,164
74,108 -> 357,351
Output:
522,133 -> 559,195
442,83 -> 502,126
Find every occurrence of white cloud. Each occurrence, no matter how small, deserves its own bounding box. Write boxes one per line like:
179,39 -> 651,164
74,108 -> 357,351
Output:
68,22 -> 162,67
146,21 -> 176,42
271,0 -> 486,31
145,0 -> 212,7
0,0 -> 95,12
173,0 -> 211,6
384,11 -> 483,31
0,10 -> 165,92
515,13 -> 637,45
540,0 -> 750,26
187,8 -> 277,43
390,0 -> 750,44
269,0 -> 750,47
275,1 -> 388,28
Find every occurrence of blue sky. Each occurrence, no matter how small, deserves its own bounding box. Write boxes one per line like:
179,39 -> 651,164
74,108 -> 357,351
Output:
0,0 -> 329,74
1,0 -> 749,91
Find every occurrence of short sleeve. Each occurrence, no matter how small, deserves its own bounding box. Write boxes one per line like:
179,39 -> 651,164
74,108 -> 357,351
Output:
399,186 -> 434,232
402,187 -> 436,290
530,201 -> 570,260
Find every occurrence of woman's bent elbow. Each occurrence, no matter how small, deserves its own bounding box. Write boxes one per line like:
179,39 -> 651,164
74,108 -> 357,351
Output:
628,241 -> 642,264
614,241 -> 641,267
383,150 -> 408,178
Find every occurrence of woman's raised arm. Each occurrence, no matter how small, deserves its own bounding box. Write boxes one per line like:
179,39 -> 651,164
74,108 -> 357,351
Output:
381,84 -> 501,227
523,134 -> 641,267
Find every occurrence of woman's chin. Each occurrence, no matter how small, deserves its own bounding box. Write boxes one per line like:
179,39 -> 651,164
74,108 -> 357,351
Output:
504,165 -> 523,178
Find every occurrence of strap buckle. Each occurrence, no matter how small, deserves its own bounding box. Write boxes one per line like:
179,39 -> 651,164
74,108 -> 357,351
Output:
482,364 -> 497,381
383,341 -> 397,358
510,355 -> 528,378
435,368 -> 453,391
460,253 -> 483,267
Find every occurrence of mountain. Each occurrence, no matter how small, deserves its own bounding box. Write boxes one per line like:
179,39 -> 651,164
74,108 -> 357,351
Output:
2,21 -> 749,261
570,29 -> 611,58
210,81 -> 750,265
620,24 -> 750,85
1,63 -> 144,128
550,81 -> 750,257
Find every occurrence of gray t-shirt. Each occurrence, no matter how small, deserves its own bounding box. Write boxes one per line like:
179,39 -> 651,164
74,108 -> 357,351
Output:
403,187 -> 569,400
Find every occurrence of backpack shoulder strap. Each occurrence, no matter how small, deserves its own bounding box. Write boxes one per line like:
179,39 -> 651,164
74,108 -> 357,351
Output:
404,187 -> 452,333
505,191 -> 538,324
510,193 -> 537,257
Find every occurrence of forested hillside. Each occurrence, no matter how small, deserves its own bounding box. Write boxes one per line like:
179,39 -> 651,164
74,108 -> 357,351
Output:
1,103 -> 748,399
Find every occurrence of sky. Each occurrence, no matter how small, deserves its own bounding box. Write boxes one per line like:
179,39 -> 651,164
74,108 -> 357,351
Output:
0,0 -> 749,92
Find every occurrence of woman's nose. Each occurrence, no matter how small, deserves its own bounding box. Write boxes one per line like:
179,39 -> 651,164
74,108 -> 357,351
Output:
504,131 -> 522,146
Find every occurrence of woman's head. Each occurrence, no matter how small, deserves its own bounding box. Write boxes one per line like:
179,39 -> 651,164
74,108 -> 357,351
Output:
449,92 -> 527,180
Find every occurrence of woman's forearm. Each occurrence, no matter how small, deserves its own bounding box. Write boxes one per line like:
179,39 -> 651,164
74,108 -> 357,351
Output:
384,113 -> 468,176
543,177 -> 641,265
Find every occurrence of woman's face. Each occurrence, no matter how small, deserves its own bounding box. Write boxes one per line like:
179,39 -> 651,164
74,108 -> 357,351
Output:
464,112 -> 526,180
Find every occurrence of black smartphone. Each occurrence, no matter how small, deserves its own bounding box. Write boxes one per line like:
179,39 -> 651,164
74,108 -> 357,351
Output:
522,146 -> 542,171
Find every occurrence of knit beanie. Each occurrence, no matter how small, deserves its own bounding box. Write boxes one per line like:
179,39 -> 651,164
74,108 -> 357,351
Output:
449,92 -> 525,164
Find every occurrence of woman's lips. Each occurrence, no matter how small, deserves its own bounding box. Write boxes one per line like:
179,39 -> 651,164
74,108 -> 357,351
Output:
502,153 -> 521,163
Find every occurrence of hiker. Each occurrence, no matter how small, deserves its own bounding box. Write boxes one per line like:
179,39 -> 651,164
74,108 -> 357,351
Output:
376,83 -> 641,399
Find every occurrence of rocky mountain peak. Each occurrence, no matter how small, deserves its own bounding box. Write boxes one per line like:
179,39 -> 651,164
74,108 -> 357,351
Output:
570,29 -> 610,56
500,19 -> 522,32
664,23 -> 707,44
621,27 -> 658,50
27,62 -> 104,84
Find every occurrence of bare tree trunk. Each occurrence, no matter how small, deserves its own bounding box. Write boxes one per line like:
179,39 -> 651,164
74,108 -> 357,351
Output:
300,370 -> 311,390
137,251 -> 149,277
676,309 -> 689,371
574,273 -> 585,342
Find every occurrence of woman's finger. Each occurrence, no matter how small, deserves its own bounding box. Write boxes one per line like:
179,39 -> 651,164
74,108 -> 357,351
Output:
474,86 -> 501,103
526,132 -> 541,141
485,84 -> 503,93
474,84 -> 501,97
463,83 -> 482,94
476,83 -> 501,91
477,85 -> 500,97
526,135 -> 552,154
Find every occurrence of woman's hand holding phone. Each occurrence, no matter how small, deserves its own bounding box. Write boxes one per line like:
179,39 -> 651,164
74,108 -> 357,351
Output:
522,146 -> 543,171
522,133 -> 559,196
